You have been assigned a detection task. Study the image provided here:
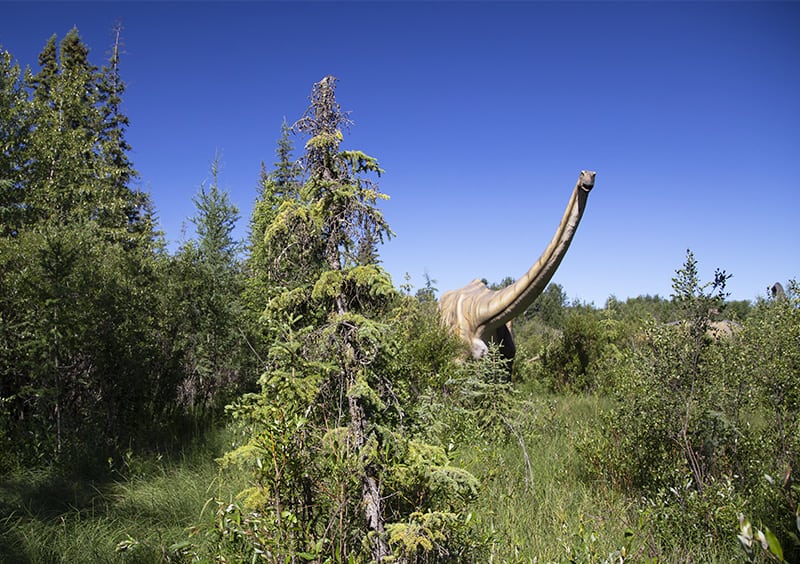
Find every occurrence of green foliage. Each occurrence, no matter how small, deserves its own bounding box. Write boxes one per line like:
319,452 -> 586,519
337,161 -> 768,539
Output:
523,282 -> 567,328
202,76 -> 479,563
603,292 -> 676,324
0,223 -> 171,468
583,252 -> 741,501
312,264 -> 396,312
392,281 -> 462,383
189,154 -> 240,268
208,395 -> 319,560
20,28 -> 149,238
538,311 -> 620,393
739,506 -> 798,563
0,48 -> 29,236
167,155 -> 248,413
0,28 -> 240,474
514,286 -> 631,394
581,254 -> 800,559
742,281 -> 800,460
738,281 -> 800,556
416,346 -> 517,449
245,120 -> 302,320
385,510 -> 482,563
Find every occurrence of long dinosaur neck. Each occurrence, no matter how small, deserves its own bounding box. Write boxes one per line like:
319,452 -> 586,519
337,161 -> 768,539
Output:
476,171 -> 594,332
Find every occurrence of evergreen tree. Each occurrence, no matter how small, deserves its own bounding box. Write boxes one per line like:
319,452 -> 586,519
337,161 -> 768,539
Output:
270,117 -> 301,197
0,30 -> 169,469
28,34 -> 57,101
245,117 -> 318,313
242,120 -> 302,387
97,23 -> 133,187
249,119 -> 301,273
190,154 -> 240,267
0,46 -> 30,236
293,75 -> 393,558
96,22 -> 152,241
356,226 -> 380,265
212,77 -> 477,563
169,154 -> 245,412
24,29 -> 99,225
20,27 -> 149,240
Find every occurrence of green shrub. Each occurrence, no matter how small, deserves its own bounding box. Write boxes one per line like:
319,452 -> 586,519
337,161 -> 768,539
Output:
582,254 -> 800,558
582,252 -> 746,545
534,310 -> 628,394
737,280 -> 800,557
415,345 -> 516,449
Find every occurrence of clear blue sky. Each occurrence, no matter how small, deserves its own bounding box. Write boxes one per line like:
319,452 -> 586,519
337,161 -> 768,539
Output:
3,1 -> 798,305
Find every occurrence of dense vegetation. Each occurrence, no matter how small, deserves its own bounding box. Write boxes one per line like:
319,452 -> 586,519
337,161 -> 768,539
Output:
1,29 -> 798,563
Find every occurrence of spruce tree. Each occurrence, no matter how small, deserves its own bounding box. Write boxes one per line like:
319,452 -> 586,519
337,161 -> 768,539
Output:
0,47 -> 30,236
21,27 -> 149,240
214,76 -> 478,563
29,34 -> 57,101
245,117 -> 318,312
0,30 -> 167,467
190,154 -> 240,268
271,117 -> 301,197
294,75 -> 392,558
97,23 -> 133,188
170,154 -> 244,411
249,119 -> 301,278
96,22 -> 151,239
24,29 -> 99,225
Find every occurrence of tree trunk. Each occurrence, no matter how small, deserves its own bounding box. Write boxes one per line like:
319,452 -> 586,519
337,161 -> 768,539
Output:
347,377 -> 389,561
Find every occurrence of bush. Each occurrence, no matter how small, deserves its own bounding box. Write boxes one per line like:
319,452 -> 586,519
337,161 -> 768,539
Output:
533,310 -> 628,394
581,254 -> 800,557
415,345 -> 517,449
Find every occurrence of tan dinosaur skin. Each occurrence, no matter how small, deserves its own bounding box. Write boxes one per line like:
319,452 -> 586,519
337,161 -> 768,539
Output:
439,170 -> 596,360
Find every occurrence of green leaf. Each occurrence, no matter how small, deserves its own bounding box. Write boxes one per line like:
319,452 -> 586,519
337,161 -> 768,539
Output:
168,540 -> 193,552
764,528 -> 783,561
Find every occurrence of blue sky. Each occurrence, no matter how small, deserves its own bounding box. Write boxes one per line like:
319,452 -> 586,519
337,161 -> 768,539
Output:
3,1 -> 798,305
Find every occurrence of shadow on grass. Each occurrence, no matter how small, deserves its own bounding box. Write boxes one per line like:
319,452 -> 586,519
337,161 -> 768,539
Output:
0,421 -> 233,561
0,465 -> 113,562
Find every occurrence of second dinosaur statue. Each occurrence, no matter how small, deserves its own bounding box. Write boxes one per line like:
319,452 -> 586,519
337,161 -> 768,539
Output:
439,170 -> 596,361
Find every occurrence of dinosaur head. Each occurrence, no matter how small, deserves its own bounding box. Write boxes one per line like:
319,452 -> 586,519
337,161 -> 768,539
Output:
579,170 -> 596,192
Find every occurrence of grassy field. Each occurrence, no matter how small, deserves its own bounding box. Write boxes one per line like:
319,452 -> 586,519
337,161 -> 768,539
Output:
0,393 -> 745,563
455,394 -> 632,562
452,392 -> 740,563
0,429 -> 245,563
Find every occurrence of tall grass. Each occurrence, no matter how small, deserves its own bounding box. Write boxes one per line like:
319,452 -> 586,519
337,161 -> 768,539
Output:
452,394 -> 628,562
1,394 -> 746,562
454,394 -> 739,563
0,427 -> 245,563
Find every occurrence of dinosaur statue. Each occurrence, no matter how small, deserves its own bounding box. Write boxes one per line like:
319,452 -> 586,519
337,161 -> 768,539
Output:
771,282 -> 786,300
439,170 -> 596,361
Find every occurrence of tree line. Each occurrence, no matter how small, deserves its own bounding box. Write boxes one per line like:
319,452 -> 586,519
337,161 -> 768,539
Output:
0,28 -> 250,471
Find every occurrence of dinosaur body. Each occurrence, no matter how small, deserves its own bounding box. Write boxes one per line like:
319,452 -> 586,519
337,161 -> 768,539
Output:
439,170 -> 596,360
